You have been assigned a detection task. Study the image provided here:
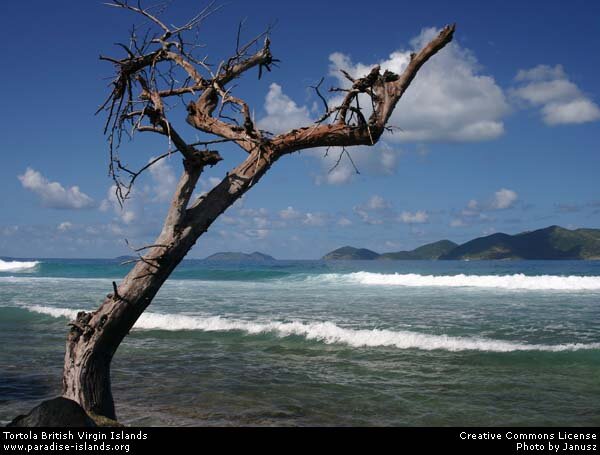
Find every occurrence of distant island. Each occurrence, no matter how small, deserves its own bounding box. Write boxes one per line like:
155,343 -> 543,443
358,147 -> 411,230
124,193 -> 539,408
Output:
322,226 -> 600,260
203,251 -> 276,262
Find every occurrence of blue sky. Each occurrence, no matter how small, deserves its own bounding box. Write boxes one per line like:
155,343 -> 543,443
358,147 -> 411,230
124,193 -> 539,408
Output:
1,0 -> 599,259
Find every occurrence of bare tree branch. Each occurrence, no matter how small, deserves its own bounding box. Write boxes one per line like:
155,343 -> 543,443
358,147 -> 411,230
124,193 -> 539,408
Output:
64,2 -> 455,420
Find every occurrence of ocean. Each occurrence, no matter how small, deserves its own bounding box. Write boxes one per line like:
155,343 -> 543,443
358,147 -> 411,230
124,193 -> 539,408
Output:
1,258 -> 599,426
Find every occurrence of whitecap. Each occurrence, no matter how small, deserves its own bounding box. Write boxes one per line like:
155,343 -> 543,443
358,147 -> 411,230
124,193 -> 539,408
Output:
23,305 -> 600,353
312,272 -> 600,291
0,259 -> 39,272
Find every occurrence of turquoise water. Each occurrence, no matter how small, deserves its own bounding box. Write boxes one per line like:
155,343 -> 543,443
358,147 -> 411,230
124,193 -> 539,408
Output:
1,258 -> 599,426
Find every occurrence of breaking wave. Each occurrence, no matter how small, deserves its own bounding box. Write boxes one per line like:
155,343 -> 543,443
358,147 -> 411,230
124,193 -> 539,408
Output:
0,259 -> 39,272
313,272 -> 600,291
24,305 -> 600,353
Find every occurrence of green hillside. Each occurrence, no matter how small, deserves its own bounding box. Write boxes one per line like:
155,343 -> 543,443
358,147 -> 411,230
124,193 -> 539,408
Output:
379,240 -> 458,260
322,246 -> 380,260
441,226 -> 600,260
322,226 -> 600,261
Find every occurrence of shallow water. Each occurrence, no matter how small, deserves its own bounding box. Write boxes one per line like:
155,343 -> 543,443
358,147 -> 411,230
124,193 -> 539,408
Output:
1,258 -> 599,426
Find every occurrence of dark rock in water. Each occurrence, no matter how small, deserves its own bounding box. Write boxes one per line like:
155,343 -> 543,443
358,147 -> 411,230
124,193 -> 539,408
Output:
7,397 -> 97,427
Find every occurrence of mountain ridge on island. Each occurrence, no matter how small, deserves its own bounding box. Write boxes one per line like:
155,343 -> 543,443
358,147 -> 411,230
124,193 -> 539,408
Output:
203,251 -> 276,262
322,226 -> 600,260
322,246 -> 380,260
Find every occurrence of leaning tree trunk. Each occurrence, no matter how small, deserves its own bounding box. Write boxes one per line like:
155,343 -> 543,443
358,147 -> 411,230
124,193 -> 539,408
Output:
62,229 -> 196,418
62,148 -> 277,419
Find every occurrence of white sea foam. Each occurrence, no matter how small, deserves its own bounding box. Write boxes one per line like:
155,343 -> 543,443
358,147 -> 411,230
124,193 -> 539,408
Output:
315,272 -> 600,291
28,305 -> 79,319
0,259 -> 39,272
3,272 -> 600,291
23,305 -> 600,353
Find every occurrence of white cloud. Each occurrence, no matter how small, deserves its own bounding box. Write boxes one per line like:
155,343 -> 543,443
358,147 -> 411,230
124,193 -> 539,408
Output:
149,157 -> 177,203
245,229 -> 269,240
354,209 -> 383,225
365,195 -> 390,210
257,28 -> 510,185
515,65 -> 565,82
512,64 -> 600,125
312,144 -> 401,185
317,160 -> 355,185
337,217 -> 352,227
452,188 -> 518,227
253,216 -> 270,229
398,210 -> 429,224
216,207 -> 274,231
239,207 -> 268,217
101,185 -> 141,225
450,218 -> 466,228
57,221 -> 73,232
279,206 -> 302,220
541,99 -> 600,125
467,199 -> 479,210
353,195 -> 394,225
491,188 -> 518,209
18,168 -> 95,210
257,83 -> 312,134
221,215 -> 239,225
303,212 -> 328,227
257,83 -> 401,185
329,28 -> 509,142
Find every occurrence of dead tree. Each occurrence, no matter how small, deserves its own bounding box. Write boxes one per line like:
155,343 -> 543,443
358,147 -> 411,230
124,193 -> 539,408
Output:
62,0 -> 455,419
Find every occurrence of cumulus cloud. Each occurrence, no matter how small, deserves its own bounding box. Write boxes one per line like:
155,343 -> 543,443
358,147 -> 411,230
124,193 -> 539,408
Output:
302,212 -> 328,227
99,157 -> 183,226
222,205 -> 336,233
512,64 -> 600,125
239,207 -> 269,217
149,157 -> 177,202
257,84 -> 401,185
18,168 -> 95,209
245,229 -> 269,240
100,185 -> 142,225
365,195 -> 391,210
257,27 -> 510,185
398,210 -> 429,224
451,188 -> 518,227
450,218 -> 467,228
491,188 -> 518,209
257,83 -> 312,134
314,144 -> 401,185
329,28 -> 509,142
353,195 -> 394,225
57,221 -> 73,232
279,206 -> 302,220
